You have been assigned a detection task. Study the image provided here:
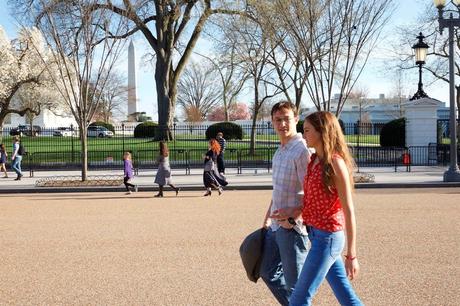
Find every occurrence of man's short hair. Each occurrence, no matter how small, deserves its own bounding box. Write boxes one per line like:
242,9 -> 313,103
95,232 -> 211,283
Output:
271,101 -> 298,118
217,132 -> 223,137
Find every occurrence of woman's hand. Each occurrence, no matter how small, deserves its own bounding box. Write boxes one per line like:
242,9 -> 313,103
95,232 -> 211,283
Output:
269,206 -> 302,220
345,256 -> 360,280
262,217 -> 271,229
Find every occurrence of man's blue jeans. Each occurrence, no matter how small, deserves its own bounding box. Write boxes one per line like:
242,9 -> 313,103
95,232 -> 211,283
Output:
260,227 -> 309,306
11,155 -> 22,176
289,227 -> 363,306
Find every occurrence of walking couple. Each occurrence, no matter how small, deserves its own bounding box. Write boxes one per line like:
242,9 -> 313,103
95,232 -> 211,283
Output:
259,101 -> 363,306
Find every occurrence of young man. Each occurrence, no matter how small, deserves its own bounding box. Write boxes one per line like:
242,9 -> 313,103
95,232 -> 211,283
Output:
216,132 -> 226,174
260,101 -> 311,305
11,136 -> 23,181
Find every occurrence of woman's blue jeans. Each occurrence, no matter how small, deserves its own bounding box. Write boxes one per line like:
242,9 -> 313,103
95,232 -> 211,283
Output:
289,227 -> 363,306
11,155 -> 22,176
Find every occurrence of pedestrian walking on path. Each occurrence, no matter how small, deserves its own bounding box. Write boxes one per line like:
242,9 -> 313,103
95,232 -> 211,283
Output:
259,101 -> 311,305
203,139 -> 227,196
11,136 -> 23,181
154,141 -> 180,197
216,132 -> 226,174
123,151 -> 136,194
0,143 -> 8,178
276,111 -> 363,306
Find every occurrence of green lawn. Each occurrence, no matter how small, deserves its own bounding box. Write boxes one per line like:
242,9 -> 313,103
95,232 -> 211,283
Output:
1,134 -> 385,155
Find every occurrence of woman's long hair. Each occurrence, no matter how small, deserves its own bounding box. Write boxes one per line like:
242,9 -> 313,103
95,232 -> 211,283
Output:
305,111 -> 355,191
209,139 -> 221,155
159,141 -> 169,157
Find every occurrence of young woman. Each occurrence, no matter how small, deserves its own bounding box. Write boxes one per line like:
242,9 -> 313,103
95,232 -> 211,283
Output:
203,139 -> 227,196
0,143 -> 8,178
123,151 -> 136,194
154,141 -> 179,197
288,111 -> 363,306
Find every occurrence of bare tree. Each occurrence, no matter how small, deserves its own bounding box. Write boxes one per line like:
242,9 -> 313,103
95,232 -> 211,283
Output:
177,62 -> 221,122
393,1 -> 460,122
93,69 -> 129,123
225,14 -> 282,153
195,47 -> 250,122
250,1 -> 311,110
49,1 -> 246,139
270,0 -> 394,115
14,0 -> 127,180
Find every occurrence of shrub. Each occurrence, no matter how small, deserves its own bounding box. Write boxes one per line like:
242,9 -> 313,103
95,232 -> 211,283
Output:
134,121 -> 158,138
205,122 -> 243,140
296,120 -> 304,133
89,121 -> 115,133
380,118 -> 405,147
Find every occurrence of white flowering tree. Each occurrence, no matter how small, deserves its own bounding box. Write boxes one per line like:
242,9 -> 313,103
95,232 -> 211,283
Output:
0,26 -> 61,139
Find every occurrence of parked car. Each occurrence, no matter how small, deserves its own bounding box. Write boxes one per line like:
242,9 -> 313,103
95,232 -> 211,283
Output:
9,125 -> 42,136
53,127 -> 75,137
87,126 -> 114,138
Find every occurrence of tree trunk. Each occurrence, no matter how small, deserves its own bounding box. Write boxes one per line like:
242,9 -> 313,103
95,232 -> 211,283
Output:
0,116 -> 4,143
249,81 -> 260,155
155,60 -> 174,140
80,125 -> 88,181
456,86 -> 460,144
249,113 -> 258,156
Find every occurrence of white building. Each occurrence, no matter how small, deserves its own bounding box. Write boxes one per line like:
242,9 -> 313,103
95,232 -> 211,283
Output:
299,94 -> 449,124
4,109 -> 77,128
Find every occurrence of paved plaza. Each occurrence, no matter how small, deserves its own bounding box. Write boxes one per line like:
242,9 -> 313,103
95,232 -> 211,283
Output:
0,188 -> 458,305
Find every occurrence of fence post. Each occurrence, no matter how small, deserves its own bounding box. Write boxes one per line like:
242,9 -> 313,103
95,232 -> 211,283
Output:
122,123 -> 125,153
71,124 -> 75,163
186,150 -> 190,175
173,122 -> 176,151
237,149 -> 242,174
29,152 -> 34,177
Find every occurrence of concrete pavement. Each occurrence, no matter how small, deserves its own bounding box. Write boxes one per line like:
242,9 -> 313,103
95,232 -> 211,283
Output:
0,166 -> 459,193
1,189 -> 459,305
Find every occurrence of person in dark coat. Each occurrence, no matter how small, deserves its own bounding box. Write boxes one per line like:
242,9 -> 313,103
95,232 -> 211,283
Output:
216,132 -> 226,174
203,139 -> 227,196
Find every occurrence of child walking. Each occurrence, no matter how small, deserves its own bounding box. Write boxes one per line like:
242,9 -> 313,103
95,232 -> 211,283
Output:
154,141 -> 180,197
0,144 -> 8,178
123,151 -> 136,194
272,111 -> 363,306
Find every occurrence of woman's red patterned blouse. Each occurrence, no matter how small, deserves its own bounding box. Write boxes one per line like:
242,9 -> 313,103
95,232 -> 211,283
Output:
302,154 -> 345,232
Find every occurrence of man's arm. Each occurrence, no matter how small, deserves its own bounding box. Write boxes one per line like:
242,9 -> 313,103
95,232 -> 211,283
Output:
296,147 -> 311,185
12,145 -> 18,160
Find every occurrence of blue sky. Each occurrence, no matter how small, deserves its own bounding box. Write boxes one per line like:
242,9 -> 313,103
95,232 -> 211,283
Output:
0,0 -> 449,121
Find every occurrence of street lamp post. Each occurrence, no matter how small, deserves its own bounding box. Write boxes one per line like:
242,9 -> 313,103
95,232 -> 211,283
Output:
434,0 -> 460,181
410,32 -> 429,100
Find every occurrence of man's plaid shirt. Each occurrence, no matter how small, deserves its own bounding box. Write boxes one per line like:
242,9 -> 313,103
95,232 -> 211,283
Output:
270,133 -> 310,231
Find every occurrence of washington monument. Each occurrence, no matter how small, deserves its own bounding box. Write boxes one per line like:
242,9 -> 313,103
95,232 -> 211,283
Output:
127,40 -> 137,121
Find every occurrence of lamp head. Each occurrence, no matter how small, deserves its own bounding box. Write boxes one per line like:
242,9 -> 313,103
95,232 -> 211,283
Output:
433,0 -> 446,9
413,32 -> 429,64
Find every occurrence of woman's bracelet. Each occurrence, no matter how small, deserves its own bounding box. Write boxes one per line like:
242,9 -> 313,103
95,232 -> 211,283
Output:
345,255 -> 357,261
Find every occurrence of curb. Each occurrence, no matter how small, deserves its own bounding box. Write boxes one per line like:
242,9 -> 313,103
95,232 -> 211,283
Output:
1,182 -> 460,194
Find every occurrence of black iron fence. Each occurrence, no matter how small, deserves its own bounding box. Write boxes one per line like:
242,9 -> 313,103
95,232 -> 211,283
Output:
0,122 -> 388,153
1,122 -> 458,175
19,144 -> 458,177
